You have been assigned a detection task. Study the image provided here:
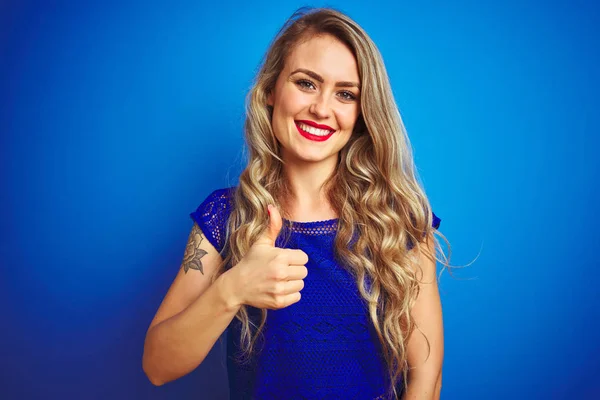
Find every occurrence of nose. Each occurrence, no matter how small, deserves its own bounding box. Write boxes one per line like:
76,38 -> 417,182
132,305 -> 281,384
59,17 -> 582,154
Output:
309,93 -> 331,120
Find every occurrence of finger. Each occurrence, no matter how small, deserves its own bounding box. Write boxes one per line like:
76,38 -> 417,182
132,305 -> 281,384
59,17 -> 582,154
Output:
285,249 -> 309,266
255,204 -> 283,247
281,279 -> 305,295
276,292 -> 302,308
286,265 -> 308,280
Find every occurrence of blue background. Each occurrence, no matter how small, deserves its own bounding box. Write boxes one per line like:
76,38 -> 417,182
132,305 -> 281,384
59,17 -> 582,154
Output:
1,0 -> 598,399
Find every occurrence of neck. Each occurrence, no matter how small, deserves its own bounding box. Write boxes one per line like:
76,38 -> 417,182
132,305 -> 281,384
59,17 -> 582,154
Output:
281,155 -> 338,222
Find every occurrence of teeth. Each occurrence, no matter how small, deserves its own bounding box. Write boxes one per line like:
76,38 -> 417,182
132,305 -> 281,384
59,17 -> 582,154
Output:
298,122 -> 332,136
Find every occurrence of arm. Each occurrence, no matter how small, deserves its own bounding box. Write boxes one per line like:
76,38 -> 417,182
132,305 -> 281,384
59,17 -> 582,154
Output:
142,223 -> 239,386
401,232 -> 444,400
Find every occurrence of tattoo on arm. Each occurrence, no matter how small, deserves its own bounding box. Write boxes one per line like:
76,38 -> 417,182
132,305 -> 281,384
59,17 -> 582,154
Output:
182,224 -> 208,274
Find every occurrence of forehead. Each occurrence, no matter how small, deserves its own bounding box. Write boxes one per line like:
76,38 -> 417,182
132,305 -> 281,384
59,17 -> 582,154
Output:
284,34 -> 359,82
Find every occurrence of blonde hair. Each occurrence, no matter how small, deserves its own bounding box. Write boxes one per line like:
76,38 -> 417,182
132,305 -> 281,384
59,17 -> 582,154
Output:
210,7 -> 454,398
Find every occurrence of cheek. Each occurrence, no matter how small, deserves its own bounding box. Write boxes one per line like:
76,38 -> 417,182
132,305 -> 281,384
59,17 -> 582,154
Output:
338,107 -> 360,131
276,87 -> 311,114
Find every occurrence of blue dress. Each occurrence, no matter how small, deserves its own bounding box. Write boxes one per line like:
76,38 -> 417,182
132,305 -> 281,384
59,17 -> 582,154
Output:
191,188 -> 441,400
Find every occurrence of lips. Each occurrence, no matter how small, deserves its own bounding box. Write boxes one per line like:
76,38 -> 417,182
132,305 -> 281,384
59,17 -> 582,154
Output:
296,120 -> 335,131
294,120 -> 335,142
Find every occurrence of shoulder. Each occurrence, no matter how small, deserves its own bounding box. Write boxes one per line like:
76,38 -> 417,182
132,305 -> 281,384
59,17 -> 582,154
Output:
192,187 -> 236,215
189,186 -> 237,253
204,186 -> 236,206
405,210 -> 441,251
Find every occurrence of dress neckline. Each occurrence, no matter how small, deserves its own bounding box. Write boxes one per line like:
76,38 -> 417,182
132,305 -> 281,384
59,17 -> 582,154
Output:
281,218 -> 339,235
282,217 -> 339,225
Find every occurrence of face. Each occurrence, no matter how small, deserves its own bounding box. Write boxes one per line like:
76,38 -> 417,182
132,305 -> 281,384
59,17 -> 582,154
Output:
267,34 -> 361,166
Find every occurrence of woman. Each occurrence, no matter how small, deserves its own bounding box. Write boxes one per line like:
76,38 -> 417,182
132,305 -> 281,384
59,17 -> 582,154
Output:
143,7 -> 449,400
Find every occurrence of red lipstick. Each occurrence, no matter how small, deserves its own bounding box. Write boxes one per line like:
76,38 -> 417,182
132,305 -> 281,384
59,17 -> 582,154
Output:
294,120 -> 335,142
296,120 -> 335,131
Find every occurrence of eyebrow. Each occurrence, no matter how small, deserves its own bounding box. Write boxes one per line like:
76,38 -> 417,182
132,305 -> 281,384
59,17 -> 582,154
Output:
290,68 -> 360,89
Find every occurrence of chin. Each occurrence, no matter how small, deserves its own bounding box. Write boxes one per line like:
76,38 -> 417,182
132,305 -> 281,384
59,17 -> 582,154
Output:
298,151 -> 338,163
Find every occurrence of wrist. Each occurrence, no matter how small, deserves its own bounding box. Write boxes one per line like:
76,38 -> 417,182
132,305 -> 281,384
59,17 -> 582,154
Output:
216,269 -> 243,313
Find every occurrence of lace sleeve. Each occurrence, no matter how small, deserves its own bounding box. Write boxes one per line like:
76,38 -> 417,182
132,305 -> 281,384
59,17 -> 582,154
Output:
432,211 -> 441,230
189,187 -> 234,253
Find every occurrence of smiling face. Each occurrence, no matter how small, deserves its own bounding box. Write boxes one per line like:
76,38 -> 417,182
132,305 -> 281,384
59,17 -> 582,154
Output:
267,33 -> 361,166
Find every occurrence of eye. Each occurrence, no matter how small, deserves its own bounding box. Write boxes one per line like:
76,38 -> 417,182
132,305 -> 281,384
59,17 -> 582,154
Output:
338,91 -> 357,101
295,79 -> 316,90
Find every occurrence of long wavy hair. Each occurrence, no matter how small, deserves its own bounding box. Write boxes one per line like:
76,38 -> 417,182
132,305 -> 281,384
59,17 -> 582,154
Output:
210,7 -> 453,398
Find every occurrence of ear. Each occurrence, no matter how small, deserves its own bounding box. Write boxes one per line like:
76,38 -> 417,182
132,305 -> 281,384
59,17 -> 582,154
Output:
266,90 -> 274,106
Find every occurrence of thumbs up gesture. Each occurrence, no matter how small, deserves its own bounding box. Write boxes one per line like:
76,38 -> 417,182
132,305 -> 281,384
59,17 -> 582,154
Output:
226,205 -> 309,310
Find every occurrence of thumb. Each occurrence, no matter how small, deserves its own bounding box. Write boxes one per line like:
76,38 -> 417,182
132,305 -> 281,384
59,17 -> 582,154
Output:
257,204 -> 283,246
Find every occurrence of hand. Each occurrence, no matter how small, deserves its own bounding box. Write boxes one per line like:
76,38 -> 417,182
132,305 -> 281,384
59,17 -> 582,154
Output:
226,204 -> 308,310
